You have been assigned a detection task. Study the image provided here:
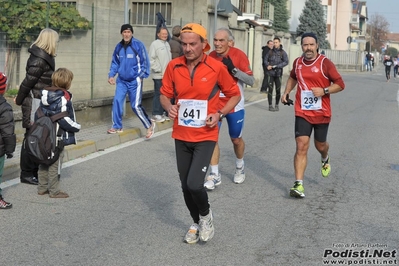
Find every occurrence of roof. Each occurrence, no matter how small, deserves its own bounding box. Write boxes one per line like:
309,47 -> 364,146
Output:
387,33 -> 399,43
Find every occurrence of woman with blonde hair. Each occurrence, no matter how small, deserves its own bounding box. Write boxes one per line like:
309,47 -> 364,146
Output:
15,28 -> 59,185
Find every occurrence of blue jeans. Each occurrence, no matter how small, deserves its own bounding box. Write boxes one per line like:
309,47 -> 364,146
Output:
152,79 -> 165,116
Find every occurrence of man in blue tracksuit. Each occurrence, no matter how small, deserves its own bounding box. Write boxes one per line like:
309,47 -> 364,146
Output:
108,24 -> 155,139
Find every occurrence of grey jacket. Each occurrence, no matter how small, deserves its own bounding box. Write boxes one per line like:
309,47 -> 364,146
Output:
149,39 -> 172,79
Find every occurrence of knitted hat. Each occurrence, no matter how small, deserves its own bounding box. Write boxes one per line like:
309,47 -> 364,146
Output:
181,23 -> 211,52
120,24 -> 133,34
301,32 -> 318,44
0,72 -> 7,94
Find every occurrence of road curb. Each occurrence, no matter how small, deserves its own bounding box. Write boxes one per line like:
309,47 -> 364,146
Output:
3,121 -> 174,184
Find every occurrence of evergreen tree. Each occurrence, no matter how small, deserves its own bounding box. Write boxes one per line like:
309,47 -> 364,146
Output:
265,0 -> 289,33
296,0 -> 330,49
0,0 -> 91,88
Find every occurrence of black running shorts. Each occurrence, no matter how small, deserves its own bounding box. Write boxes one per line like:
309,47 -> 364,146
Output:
294,116 -> 329,142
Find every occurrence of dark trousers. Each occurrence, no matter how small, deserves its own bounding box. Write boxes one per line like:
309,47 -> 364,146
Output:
20,132 -> 39,178
385,67 -> 391,80
175,139 -> 215,224
152,79 -> 165,116
260,68 -> 269,92
268,76 -> 282,106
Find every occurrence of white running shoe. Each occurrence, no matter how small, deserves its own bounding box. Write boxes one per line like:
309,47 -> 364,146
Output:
204,173 -> 221,190
183,223 -> 199,244
233,166 -> 245,184
163,112 -> 171,121
151,115 -> 165,123
199,209 -> 214,242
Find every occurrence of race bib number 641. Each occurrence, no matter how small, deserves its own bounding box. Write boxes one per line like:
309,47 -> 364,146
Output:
178,99 -> 208,127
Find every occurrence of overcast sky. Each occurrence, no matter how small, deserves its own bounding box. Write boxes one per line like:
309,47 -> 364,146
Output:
366,0 -> 399,33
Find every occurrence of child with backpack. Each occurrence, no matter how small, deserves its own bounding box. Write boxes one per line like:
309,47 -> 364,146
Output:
36,68 -> 81,198
0,72 -> 16,209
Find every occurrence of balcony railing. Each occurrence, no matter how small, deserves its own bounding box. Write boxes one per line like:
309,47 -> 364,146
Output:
262,2 -> 274,21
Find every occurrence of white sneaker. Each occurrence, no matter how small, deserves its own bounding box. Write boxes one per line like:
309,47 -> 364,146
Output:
151,115 -> 165,123
199,209 -> 214,242
163,112 -> 171,121
233,166 -> 245,184
204,173 -> 221,190
183,223 -> 199,244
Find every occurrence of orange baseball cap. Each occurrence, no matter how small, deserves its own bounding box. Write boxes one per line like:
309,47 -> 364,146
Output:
181,23 -> 211,52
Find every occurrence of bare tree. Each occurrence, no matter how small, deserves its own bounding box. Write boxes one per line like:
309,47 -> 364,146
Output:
368,14 -> 390,52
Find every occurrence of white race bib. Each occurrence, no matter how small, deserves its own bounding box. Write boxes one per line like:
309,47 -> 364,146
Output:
178,99 -> 208,127
301,90 -> 322,110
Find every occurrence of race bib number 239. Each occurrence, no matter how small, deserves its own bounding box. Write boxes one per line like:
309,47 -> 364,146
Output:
301,90 -> 322,110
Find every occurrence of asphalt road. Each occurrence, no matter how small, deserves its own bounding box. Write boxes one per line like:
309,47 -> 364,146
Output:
1,69 -> 398,266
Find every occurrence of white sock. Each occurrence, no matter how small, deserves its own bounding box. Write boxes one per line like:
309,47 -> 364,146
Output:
210,165 -> 219,175
296,180 -> 303,184
322,155 -> 329,162
236,158 -> 244,169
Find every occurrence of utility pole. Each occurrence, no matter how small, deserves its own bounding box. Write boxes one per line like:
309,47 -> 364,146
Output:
369,25 -> 372,53
124,0 -> 129,23
46,0 -> 50,28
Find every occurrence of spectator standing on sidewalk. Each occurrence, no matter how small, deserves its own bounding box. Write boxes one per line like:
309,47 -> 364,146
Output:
169,25 -> 183,59
393,57 -> 398,78
204,27 -> 254,190
15,28 -> 58,185
260,40 -> 274,93
365,52 -> 372,71
37,68 -> 81,198
149,27 -> 172,123
281,32 -> 345,198
160,23 -> 240,244
264,37 -> 289,112
108,24 -> 155,139
0,73 -> 16,209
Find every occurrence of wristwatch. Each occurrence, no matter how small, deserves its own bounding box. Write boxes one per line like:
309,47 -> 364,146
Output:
323,87 -> 329,95
231,68 -> 238,75
218,110 -> 225,121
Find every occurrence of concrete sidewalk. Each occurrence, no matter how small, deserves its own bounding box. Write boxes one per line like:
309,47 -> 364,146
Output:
3,86 -> 269,183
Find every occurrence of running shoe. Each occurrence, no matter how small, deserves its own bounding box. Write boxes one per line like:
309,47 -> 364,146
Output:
199,209 -> 214,242
163,112 -> 171,121
321,157 -> 331,178
290,181 -> 305,198
107,128 -> 123,134
151,115 -> 165,123
204,173 -> 221,190
0,195 -> 12,209
233,166 -> 245,184
183,223 -> 200,244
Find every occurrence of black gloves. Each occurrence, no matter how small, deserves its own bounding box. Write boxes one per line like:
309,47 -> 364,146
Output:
6,153 -> 13,159
283,95 -> 294,106
222,56 -> 235,73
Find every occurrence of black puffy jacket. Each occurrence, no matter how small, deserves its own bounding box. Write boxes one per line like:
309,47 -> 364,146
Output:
16,45 -> 55,129
263,45 -> 289,77
0,95 -> 16,157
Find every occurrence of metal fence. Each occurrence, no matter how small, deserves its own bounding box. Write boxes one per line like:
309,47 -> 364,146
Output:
0,3 -> 193,101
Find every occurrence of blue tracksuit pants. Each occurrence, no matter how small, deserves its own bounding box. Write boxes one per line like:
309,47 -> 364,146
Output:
112,77 -> 151,129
